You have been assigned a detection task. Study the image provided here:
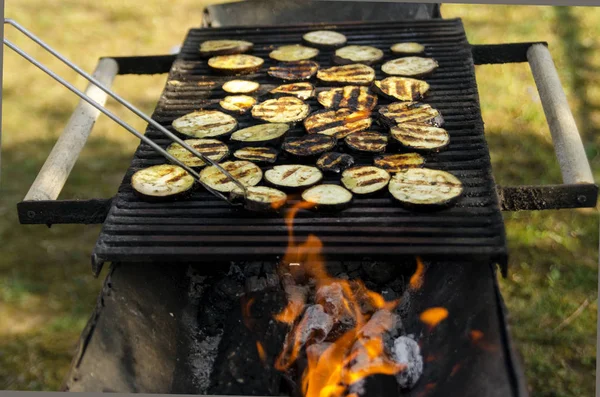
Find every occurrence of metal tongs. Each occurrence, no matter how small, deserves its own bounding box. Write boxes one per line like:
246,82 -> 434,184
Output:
3,18 -> 247,204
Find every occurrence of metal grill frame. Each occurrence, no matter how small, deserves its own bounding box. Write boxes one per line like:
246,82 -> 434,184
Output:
92,18 -> 508,273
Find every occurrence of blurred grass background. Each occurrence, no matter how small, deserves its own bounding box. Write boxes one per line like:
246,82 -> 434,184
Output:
0,1 -> 598,396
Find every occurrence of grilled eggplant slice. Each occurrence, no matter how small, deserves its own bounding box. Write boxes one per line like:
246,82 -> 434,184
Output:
220,95 -> 257,113
166,139 -> 229,168
316,152 -> 355,173
381,57 -> 439,77
270,82 -> 315,100
373,77 -> 430,101
222,79 -> 260,94
230,186 -> 288,211
131,164 -> 195,202
304,109 -> 372,139
199,160 -> 262,193
388,168 -> 463,209
378,102 -> 444,127
302,184 -> 353,211
317,86 -> 378,111
302,30 -> 347,48
341,166 -> 391,195
374,153 -> 425,173
334,45 -> 384,65
282,134 -> 337,157
208,54 -> 264,75
230,123 -> 290,146
269,45 -> 319,62
390,123 -> 450,152
390,42 -> 425,55
345,131 -> 388,153
264,165 -> 323,190
267,61 -> 319,81
233,147 -> 279,164
200,40 -> 253,56
252,97 -> 310,124
172,110 -> 237,139
317,64 -> 375,86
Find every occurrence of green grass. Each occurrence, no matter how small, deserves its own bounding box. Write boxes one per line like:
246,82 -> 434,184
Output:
0,2 -> 598,395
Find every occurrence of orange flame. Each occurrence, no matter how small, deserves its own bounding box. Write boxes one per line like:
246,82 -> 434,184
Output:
256,341 -> 267,363
419,307 -> 449,330
409,256 -> 425,290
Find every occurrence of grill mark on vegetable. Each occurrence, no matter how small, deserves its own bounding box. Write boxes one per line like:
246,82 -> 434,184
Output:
166,173 -> 186,183
282,167 -> 301,179
353,170 -> 378,177
357,177 -> 386,187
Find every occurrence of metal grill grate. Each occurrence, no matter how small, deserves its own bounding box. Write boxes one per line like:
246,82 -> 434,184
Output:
93,19 -> 508,269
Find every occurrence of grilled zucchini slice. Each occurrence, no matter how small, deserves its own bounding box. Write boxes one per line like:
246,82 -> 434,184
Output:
208,54 -> 264,75
390,42 -> 425,55
199,161 -> 262,193
378,102 -> 444,127
230,123 -> 290,146
374,153 -> 425,173
345,131 -> 388,153
304,109 -> 372,139
317,86 -> 378,111
172,110 -> 237,139
230,186 -> 288,211
302,30 -> 347,48
220,95 -> 257,113
316,152 -> 355,173
131,164 -> 195,202
270,82 -> 315,100
390,123 -> 450,152
252,96 -> 310,124
341,166 -> 391,195
334,45 -> 384,65
166,139 -> 229,168
381,57 -> 439,77
317,64 -> 375,86
264,165 -> 323,190
269,45 -> 319,62
233,147 -> 279,164
200,40 -> 253,56
268,61 -> 319,81
282,134 -> 337,157
388,168 -> 463,208
302,184 -> 353,211
373,77 -> 430,101
222,79 -> 260,94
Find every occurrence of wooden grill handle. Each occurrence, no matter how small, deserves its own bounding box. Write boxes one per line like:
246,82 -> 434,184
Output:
23,58 -> 119,201
527,44 -> 594,185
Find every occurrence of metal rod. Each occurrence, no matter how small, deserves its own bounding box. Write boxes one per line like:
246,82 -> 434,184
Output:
3,38 -> 234,204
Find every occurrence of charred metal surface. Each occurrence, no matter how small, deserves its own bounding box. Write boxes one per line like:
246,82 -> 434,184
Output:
107,55 -> 176,75
18,198 -> 112,225
497,183 -> 598,211
471,43 -> 547,65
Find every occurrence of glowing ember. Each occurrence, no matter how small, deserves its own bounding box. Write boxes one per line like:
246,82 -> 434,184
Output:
419,307 -> 449,329
409,256 -> 425,290
256,341 -> 267,363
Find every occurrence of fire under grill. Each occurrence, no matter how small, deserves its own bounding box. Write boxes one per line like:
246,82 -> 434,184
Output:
92,19 -> 508,270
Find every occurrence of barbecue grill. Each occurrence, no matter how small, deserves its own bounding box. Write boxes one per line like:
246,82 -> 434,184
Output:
5,1 -> 597,396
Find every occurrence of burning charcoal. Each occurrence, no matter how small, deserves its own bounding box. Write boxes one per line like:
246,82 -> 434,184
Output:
362,261 -> 397,285
360,310 -> 402,340
392,336 -> 423,389
297,304 -> 334,344
306,342 -> 332,362
265,273 -> 279,289
245,276 -> 268,293
316,283 -> 353,326
280,272 -> 295,288
381,289 -> 397,303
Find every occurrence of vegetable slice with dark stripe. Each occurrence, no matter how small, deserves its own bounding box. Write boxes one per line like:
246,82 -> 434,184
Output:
388,168 -> 463,209
302,184 -> 353,211
199,160 -> 263,193
304,108 -> 372,139
378,102 -> 444,127
200,40 -> 253,56
282,134 -> 337,157
233,147 -> 279,163
166,139 -> 229,168
230,186 -> 288,211
390,123 -> 450,152
374,153 -> 425,172
372,76 -> 430,101
317,86 -> 378,111
264,165 -> 323,190
345,131 -> 388,153
131,164 -> 195,202
208,54 -> 264,75
317,64 -> 375,86
252,96 -> 310,123
270,82 -> 315,100
268,61 -> 319,81
316,152 -> 355,173
341,166 -> 390,195
172,110 -> 237,139
230,123 -> 289,146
